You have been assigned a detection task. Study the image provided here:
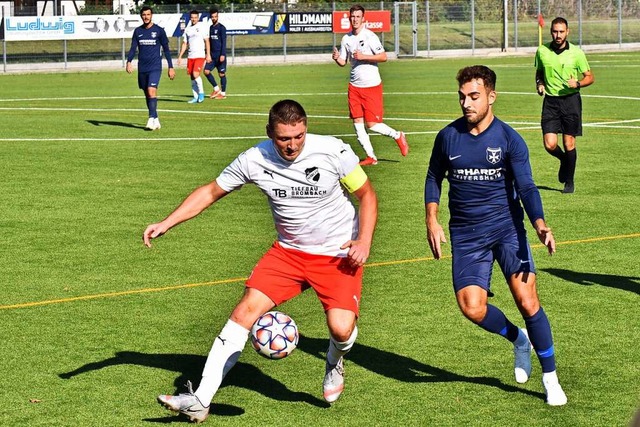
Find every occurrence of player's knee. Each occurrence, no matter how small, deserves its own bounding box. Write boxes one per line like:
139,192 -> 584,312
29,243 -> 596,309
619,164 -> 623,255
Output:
515,297 -> 540,318
327,318 -> 356,342
204,69 -> 211,76
219,72 -> 225,77
460,303 -> 486,324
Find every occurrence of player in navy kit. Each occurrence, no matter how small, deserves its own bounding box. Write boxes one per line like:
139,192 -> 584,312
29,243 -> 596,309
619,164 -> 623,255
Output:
126,6 -> 175,130
424,65 -> 567,406
204,7 -> 228,99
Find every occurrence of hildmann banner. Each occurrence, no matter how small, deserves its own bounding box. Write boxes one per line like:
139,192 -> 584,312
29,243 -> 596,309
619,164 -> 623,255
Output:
274,12 -> 333,33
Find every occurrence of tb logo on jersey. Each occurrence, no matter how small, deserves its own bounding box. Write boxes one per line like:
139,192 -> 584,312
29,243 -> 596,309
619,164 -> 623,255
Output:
486,147 -> 502,165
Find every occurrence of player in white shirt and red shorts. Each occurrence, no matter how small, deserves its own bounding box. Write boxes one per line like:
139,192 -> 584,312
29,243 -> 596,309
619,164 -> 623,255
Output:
333,4 -> 409,166
144,99 -> 378,423
177,10 -> 211,103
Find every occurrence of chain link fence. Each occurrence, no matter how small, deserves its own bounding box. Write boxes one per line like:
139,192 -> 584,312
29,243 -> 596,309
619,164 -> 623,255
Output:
1,0 -> 639,71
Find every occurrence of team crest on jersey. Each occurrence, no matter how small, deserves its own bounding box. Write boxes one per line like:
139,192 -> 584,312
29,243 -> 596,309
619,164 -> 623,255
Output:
151,31 -> 157,38
305,167 -> 320,183
486,147 -> 502,165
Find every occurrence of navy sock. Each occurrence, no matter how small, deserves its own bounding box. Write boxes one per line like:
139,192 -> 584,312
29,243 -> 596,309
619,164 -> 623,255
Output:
477,304 -> 520,342
147,97 -> 158,118
524,307 -> 556,373
565,148 -> 577,183
206,73 -> 217,88
221,76 -> 227,92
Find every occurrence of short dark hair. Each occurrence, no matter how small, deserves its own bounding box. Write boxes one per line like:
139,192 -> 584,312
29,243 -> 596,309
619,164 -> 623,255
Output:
551,17 -> 568,28
190,10 -> 199,16
210,6 -> 219,15
140,6 -> 152,15
349,4 -> 365,15
268,100 -> 307,131
456,65 -> 497,91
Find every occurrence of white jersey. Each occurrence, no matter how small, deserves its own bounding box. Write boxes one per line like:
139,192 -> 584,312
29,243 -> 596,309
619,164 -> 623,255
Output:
338,28 -> 384,88
216,134 -> 361,257
183,21 -> 208,58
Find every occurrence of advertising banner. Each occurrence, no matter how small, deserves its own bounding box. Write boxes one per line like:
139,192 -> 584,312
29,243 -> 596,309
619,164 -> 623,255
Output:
219,12 -> 274,36
274,12 -> 333,34
332,10 -> 391,33
1,14 -> 179,41
1,12 -> 275,41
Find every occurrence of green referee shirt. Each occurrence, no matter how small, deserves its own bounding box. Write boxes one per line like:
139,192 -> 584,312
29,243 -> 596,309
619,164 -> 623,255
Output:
535,42 -> 590,97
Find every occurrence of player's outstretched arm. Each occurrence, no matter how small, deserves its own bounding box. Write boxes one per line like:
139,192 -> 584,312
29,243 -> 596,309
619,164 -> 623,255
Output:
143,180 -> 229,247
533,218 -> 556,255
340,179 -> 377,267
425,202 -> 446,260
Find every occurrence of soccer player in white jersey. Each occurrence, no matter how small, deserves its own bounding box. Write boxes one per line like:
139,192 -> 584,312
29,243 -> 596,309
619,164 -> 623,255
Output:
144,99 -> 378,423
332,4 -> 409,166
177,10 -> 211,103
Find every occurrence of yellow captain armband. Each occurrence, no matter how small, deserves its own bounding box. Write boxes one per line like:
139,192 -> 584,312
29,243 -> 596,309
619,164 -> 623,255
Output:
340,165 -> 368,193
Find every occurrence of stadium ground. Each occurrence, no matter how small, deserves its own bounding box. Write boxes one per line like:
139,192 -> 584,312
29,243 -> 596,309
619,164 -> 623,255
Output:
0,53 -> 638,426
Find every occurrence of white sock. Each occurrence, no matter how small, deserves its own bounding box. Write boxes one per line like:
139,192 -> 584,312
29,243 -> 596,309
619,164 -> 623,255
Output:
369,122 -> 400,140
214,85 -> 220,92
543,370 -> 559,385
191,80 -> 199,98
326,326 -> 358,366
194,319 -> 249,405
354,123 -> 376,159
195,76 -> 204,94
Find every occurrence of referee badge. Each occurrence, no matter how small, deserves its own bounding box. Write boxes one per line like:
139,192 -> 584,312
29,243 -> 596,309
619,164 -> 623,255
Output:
486,147 -> 502,164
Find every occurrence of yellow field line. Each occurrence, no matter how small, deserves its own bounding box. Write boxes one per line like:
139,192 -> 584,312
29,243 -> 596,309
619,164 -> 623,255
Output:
2,232 -> 639,311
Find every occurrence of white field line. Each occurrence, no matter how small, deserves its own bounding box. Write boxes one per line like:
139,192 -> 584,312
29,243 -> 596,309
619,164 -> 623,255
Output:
0,92 -> 638,142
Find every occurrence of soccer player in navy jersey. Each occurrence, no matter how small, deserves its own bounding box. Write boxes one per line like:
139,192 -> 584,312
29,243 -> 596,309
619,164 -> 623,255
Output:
204,7 -> 228,99
126,6 -> 175,130
425,65 -> 567,406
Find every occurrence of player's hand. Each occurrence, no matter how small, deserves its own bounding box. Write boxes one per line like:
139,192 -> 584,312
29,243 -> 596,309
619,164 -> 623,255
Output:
352,50 -> 362,60
143,222 -> 168,248
332,46 -> 339,61
426,222 -> 446,260
537,83 -> 545,96
567,75 -> 578,89
126,62 -> 133,74
220,55 -> 226,62
534,222 -> 556,255
340,239 -> 370,268
177,57 -> 183,67
206,55 -> 212,64
168,68 -> 176,80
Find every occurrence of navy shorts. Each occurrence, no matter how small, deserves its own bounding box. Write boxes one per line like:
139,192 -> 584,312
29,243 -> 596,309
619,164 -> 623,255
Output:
450,223 -> 536,294
541,92 -> 582,136
137,70 -> 162,90
205,56 -> 227,74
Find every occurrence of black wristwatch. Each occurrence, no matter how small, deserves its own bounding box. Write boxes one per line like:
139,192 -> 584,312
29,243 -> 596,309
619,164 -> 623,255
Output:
576,81 -> 581,89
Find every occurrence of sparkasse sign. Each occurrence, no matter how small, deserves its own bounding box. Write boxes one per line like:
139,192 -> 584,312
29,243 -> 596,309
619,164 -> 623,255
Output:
332,10 -> 391,33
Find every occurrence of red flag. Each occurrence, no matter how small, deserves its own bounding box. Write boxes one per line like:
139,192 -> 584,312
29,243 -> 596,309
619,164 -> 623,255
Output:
538,14 -> 545,27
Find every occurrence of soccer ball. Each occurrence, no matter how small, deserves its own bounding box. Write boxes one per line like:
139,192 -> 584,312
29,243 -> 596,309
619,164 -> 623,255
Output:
250,311 -> 299,360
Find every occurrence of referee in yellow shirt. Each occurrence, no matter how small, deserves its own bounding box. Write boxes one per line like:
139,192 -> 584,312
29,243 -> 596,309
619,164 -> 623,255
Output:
535,17 -> 594,194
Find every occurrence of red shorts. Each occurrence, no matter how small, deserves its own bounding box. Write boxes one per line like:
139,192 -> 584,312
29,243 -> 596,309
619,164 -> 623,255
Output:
246,242 -> 363,315
187,58 -> 206,75
348,83 -> 384,123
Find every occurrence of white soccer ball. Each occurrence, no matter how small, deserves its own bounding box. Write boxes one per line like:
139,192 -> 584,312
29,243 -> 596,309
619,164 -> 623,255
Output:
250,311 -> 299,360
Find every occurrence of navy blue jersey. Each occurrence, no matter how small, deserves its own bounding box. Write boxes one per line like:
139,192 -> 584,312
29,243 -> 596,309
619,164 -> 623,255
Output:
425,117 -> 544,228
127,23 -> 173,73
209,23 -> 227,57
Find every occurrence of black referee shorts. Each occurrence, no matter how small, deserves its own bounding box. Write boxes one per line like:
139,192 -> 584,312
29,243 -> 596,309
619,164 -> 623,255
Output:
541,92 -> 582,136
